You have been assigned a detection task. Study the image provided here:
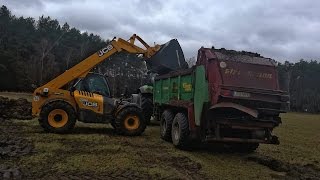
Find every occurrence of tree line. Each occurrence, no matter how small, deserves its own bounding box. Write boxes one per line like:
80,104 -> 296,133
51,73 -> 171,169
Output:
278,60 -> 320,113
0,6 -> 319,113
0,5 -> 147,96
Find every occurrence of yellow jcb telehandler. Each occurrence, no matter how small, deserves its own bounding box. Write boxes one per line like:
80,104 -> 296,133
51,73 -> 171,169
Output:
32,34 -> 186,135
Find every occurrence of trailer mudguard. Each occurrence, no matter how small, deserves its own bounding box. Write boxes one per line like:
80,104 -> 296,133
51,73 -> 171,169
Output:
210,102 -> 258,118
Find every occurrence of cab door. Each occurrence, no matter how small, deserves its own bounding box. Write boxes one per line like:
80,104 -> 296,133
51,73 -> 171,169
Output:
73,73 -> 116,122
82,73 -> 116,115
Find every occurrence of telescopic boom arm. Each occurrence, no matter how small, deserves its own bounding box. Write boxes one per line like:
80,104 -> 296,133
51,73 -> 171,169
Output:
38,34 -> 161,90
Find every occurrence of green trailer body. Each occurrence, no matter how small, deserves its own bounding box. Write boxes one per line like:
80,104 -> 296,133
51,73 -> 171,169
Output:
154,65 -> 209,126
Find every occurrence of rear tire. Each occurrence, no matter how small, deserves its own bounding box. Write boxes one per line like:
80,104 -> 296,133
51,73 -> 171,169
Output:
140,94 -> 153,125
171,113 -> 190,149
39,101 -> 76,133
114,106 -> 146,136
160,110 -> 174,141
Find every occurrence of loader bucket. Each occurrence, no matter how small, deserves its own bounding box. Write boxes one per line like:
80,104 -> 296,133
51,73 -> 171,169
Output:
146,39 -> 188,75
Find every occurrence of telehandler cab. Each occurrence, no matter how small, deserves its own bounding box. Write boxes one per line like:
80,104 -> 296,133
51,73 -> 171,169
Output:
32,34 -> 185,135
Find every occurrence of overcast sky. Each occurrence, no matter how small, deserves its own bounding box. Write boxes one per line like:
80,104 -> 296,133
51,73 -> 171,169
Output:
2,0 -> 320,62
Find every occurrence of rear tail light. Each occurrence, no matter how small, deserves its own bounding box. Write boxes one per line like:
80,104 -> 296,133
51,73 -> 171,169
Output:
221,90 -> 233,97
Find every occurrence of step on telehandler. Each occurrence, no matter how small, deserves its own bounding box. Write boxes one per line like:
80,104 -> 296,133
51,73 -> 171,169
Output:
32,34 -> 186,135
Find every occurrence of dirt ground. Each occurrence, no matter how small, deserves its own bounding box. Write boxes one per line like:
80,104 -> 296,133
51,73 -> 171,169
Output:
0,96 -> 32,120
0,93 -> 320,179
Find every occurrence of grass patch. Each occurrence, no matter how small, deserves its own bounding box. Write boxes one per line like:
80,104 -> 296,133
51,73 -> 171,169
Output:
1,92 -> 319,180
258,112 -> 320,167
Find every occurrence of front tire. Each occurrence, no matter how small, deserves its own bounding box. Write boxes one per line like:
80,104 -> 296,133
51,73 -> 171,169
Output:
160,110 -> 174,141
114,106 -> 146,136
140,94 -> 153,125
171,113 -> 190,149
39,101 -> 76,133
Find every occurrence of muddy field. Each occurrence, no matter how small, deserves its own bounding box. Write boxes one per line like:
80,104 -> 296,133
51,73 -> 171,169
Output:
0,93 -> 320,179
0,96 -> 32,120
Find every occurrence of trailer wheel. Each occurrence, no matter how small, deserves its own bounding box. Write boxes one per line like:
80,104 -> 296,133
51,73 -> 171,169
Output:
114,106 -> 146,136
39,101 -> 76,133
160,110 -> 174,141
140,94 -> 153,125
171,113 -> 190,148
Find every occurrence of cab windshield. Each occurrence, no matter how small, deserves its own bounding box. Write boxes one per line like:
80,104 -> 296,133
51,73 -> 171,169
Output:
74,74 -> 111,97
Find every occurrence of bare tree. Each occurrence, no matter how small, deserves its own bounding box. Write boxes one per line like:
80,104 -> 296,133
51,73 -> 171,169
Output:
186,57 -> 196,67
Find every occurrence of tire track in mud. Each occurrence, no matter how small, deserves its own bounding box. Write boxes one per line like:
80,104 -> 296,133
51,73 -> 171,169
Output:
39,170 -> 153,180
120,140 -> 209,180
19,136 -> 155,180
0,121 -> 34,179
30,133 -> 209,179
247,154 -> 320,180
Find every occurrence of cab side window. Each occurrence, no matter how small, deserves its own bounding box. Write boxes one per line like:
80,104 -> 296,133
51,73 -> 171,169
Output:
85,75 -> 111,97
74,79 -> 85,91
